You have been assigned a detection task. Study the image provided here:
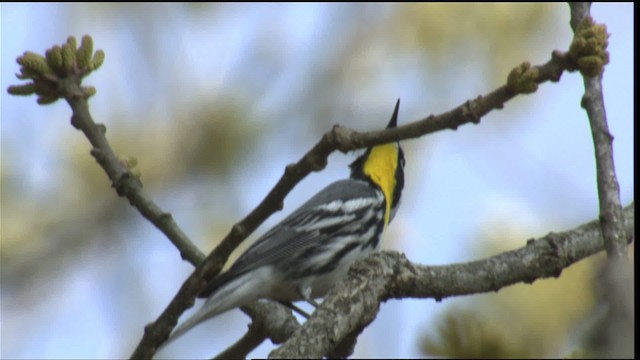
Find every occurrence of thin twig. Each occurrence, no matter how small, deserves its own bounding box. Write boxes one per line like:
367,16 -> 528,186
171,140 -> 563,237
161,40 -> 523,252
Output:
63,88 -> 205,266
211,301 -> 302,359
213,322 -> 267,359
567,2 -> 627,259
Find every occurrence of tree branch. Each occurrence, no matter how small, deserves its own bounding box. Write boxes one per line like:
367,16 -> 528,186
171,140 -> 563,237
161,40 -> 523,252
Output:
65,92 -> 206,266
271,202 -> 635,358
214,301 -> 300,359
212,302 -> 302,359
567,3 -> 627,259
213,322 -> 266,360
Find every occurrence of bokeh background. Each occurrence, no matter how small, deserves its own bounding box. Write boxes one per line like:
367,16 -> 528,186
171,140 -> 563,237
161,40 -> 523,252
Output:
1,3 -> 633,358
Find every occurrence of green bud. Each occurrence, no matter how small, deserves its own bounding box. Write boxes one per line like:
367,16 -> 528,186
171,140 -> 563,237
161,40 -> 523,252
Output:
19,52 -> 53,76
119,155 -> 139,169
61,42 -> 77,74
569,18 -> 610,78
46,46 -> 64,73
77,35 -> 94,69
17,51 -> 42,65
36,94 -> 60,105
577,56 -> 604,78
507,62 -> 539,94
90,50 -> 105,71
66,36 -> 77,51
7,83 -> 38,96
82,86 -> 97,98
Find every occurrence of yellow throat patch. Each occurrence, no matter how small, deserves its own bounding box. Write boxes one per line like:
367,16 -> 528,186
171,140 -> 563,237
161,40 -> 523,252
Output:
362,142 -> 399,227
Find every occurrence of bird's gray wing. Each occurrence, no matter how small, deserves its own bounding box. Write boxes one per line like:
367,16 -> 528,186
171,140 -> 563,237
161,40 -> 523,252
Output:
198,179 -> 379,297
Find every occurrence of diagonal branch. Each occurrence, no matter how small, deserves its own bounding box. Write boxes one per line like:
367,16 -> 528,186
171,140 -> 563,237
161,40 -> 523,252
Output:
212,322 -> 266,360
64,92 -> 205,266
270,202 -> 635,358
567,3 -> 627,260
213,302 -> 302,359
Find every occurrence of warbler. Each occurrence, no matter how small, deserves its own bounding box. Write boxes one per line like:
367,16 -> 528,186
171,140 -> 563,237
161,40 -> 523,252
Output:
165,99 -> 405,345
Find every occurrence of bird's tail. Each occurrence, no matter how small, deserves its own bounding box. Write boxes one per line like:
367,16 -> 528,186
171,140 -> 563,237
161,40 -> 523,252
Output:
159,297 -> 221,349
159,269 -> 271,349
